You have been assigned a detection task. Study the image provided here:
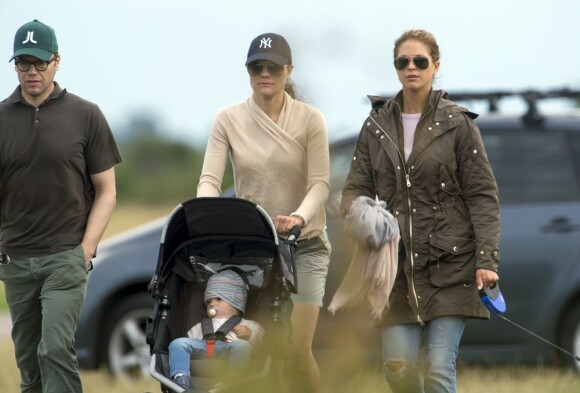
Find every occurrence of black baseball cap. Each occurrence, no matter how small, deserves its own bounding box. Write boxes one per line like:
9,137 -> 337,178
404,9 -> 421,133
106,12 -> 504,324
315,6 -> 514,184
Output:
245,33 -> 292,66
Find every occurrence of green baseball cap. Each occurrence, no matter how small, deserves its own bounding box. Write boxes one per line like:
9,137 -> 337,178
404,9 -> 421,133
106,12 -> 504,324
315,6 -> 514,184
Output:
10,19 -> 58,62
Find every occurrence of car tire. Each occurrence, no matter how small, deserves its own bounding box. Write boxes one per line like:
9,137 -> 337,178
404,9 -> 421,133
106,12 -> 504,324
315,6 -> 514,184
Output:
561,301 -> 580,373
101,292 -> 155,380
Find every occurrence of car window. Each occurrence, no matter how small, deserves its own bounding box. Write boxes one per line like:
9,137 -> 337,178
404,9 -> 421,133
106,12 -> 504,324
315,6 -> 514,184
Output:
483,130 -> 580,204
569,133 -> 580,181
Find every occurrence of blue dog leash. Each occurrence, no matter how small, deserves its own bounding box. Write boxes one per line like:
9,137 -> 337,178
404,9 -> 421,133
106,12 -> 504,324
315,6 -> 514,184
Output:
480,284 -> 580,362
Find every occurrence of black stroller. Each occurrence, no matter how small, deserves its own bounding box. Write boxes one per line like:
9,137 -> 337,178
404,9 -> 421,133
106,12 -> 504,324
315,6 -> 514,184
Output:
145,197 -> 299,393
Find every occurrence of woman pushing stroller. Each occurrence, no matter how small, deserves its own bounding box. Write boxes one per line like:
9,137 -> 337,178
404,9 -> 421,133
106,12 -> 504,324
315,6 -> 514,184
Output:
197,32 -> 331,393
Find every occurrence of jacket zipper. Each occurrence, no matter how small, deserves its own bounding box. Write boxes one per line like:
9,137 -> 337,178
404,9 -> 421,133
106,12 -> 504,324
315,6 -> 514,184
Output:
369,115 -> 425,326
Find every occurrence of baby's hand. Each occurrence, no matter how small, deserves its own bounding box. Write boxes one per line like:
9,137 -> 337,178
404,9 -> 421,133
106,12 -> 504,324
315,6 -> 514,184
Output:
232,324 -> 252,340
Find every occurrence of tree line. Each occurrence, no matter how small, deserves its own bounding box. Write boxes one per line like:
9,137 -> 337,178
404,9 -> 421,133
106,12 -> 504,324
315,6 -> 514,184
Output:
114,115 -> 232,206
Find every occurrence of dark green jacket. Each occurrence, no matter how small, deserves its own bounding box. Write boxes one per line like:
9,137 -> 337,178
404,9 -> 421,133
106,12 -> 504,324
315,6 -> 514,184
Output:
341,89 -> 500,326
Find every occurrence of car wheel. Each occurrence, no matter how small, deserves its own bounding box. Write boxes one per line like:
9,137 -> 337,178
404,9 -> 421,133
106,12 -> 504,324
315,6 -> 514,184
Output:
561,301 -> 580,372
102,292 -> 154,380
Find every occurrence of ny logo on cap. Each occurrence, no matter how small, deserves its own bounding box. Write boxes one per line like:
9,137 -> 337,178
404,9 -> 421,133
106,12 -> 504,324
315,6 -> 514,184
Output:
22,31 -> 38,45
260,37 -> 272,49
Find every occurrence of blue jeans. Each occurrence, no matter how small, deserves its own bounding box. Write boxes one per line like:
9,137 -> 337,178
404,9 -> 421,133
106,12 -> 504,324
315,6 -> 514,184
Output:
169,338 -> 253,377
381,316 -> 467,393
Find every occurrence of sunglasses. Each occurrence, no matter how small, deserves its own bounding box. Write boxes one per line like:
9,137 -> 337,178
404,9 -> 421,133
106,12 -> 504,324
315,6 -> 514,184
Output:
394,56 -> 430,70
247,61 -> 286,76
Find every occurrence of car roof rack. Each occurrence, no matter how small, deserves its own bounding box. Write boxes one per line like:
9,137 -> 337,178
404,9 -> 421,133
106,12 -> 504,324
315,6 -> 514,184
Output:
381,88 -> 580,127
446,88 -> 580,127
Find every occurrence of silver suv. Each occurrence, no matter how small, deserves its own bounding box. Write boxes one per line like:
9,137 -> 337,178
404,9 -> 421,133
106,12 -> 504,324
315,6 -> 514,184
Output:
76,89 -> 580,378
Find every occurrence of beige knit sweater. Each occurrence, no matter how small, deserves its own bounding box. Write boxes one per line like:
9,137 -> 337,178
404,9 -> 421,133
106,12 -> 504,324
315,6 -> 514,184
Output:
197,93 -> 330,239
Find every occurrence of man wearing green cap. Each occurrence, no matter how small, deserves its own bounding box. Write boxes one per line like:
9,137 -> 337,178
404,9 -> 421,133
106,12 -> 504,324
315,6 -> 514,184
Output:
0,20 -> 122,393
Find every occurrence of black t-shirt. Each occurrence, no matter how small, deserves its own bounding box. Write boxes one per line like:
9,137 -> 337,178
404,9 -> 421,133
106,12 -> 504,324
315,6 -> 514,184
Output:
0,83 -> 123,257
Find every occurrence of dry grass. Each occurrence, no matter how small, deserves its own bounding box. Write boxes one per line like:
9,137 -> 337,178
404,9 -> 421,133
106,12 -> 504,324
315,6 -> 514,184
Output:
2,205 -> 580,391
0,339 -> 579,393
102,201 -> 177,239
457,365 -> 580,393
0,339 -> 160,392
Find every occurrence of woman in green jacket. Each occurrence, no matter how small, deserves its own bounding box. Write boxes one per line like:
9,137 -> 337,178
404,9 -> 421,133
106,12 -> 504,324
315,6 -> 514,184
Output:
341,29 -> 500,393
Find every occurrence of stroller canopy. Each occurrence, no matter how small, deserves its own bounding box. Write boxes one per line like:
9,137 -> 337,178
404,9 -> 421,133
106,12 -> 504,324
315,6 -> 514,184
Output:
155,197 -> 278,278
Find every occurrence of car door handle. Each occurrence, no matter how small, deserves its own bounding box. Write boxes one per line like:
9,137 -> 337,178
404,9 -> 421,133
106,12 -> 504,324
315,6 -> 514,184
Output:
541,216 -> 580,234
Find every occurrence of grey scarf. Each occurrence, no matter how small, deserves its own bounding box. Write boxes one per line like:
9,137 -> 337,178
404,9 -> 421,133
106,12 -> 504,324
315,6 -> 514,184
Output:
328,196 -> 400,319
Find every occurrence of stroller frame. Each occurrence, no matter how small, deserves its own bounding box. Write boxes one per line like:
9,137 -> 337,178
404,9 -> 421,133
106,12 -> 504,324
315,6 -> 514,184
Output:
145,197 -> 298,393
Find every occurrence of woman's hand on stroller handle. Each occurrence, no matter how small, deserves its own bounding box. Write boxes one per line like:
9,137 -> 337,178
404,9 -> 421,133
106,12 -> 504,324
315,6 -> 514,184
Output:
274,215 -> 304,237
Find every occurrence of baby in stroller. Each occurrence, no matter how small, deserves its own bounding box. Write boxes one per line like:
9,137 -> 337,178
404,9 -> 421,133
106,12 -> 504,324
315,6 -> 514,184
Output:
168,270 -> 265,390
147,198 -> 298,393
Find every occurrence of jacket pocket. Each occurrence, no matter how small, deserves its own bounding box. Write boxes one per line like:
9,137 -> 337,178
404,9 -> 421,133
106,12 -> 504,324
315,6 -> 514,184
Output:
439,164 -> 460,196
428,234 -> 475,287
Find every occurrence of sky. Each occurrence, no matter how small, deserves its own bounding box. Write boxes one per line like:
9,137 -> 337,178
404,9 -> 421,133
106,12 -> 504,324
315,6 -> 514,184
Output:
1,0 -> 579,146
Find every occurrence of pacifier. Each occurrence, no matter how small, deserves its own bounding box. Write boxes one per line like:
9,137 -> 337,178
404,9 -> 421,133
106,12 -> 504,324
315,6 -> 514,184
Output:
207,308 -> 218,317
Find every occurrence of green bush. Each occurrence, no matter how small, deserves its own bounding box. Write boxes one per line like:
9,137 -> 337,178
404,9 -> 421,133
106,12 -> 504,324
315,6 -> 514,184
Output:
116,134 -> 233,205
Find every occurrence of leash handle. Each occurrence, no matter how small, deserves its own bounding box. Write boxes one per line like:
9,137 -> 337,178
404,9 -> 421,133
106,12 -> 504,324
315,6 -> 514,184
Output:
479,283 -> 507,314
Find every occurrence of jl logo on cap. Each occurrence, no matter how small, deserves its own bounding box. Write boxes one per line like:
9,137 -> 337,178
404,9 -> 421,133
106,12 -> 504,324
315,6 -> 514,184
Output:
22,31 -> 38,45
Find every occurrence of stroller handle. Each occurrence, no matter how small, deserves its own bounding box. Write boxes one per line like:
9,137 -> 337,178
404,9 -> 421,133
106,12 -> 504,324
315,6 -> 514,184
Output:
287,225 -> 301,243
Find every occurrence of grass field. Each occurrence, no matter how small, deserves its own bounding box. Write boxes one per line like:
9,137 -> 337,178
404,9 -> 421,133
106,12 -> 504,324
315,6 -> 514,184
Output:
1,204 -> 580,391
102,201 -> 177,239
0,339 -> 579,392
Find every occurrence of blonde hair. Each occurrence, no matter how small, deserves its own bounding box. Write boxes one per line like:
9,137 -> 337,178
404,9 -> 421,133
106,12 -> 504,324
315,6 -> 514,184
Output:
394,29 -> 440,63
